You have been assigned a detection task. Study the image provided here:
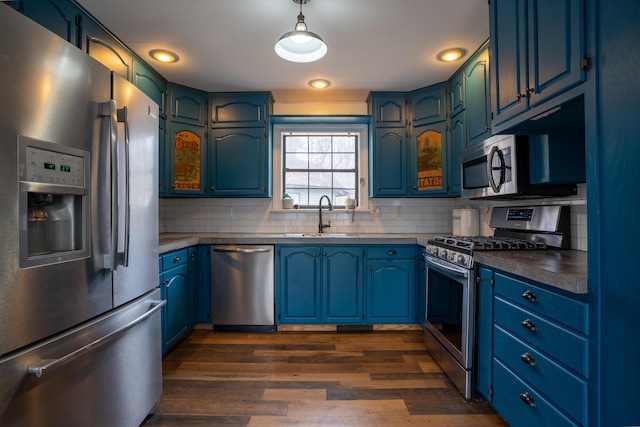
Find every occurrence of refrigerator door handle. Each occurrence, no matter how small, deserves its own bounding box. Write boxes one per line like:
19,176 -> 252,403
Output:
100,100 -> 119,271
117,106 -> 131,267
26,300 -> 166,378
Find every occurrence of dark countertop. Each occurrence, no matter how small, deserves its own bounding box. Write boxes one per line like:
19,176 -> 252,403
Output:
474,250 -> 588,295
159,233 -> 588,295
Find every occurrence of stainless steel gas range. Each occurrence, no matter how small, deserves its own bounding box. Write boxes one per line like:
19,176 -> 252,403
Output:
422,205 -> 570,399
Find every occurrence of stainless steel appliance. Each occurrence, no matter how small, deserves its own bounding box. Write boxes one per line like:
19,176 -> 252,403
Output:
422,205 -> 570,399
211,245 -> 276,332
460,134 -> 577,199
1,7 -> 163,426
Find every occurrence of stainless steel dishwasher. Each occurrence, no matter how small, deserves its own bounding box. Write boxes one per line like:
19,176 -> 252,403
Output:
210,245 -> 276,332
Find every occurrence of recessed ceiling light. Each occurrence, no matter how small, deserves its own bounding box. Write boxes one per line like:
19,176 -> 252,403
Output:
308,79 -> 331,89
436,48 -> 467,62
149,49 -> 179,63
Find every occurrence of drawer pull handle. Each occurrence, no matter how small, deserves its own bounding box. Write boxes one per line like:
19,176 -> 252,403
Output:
522,290 -> 537,302
173,256 -> 181,263
520,352 -> 537,367
521,319 -> 537,332
387,250 -> 397,255
519,392 -> 536,407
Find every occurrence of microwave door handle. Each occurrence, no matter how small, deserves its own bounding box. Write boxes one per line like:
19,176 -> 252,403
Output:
116,106 -> 130,267
100,100 -> 118,271
487,146 -> 505,193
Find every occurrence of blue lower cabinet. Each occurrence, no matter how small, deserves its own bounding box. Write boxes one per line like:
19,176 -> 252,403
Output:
276,246 -> 322,324
322,246 -> 364,324
196,245 -> 211,323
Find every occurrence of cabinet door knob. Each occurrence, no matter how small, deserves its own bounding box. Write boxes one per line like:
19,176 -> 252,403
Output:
520,352 -> 536,367
210,186 -> 216,191
519,392 -> 536,407
521,319 -> 537,332
521,290 -> 537,302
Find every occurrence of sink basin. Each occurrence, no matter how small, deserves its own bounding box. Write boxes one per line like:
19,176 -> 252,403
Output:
281,233 -> 357,238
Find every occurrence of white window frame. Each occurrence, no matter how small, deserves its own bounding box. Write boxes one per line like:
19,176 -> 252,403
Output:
273,122 -> 369,210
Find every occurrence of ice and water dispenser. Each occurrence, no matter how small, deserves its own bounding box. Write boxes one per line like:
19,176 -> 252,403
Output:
18,136 -> 90,267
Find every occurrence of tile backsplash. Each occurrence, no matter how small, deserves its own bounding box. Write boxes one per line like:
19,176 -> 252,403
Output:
159,184 -> 587,251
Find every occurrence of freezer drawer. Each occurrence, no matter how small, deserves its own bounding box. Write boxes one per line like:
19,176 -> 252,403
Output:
211,245 -> 275,331
0,289 -> 165,427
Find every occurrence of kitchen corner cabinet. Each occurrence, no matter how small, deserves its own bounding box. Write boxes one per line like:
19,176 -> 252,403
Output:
164,121 -> 206,196
159,249 -> 190,354
410,120 -> 448,196
169,84 -> 208,127
477,265 -> 589,427
490,0 -> 586,129
366,245 -> 416,323
276,246 -> 364,324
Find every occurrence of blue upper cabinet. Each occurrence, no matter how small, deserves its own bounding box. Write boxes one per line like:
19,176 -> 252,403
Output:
369,93 -> 408,128
210,92 -> 273,128
207,128 -> 269,197
78,12 -> 133,81
371,127 -> 409,197
464,43 -> 492,145
165,121 -> 207,196
21,0 -> 78,46
490,0 -> 586,131
169,84 -> 208,126
411,85 -> 447,126
449,113 -> 465,195
449,71 -> 465,119
134,59 -> 167,116
410,120 -> 449,196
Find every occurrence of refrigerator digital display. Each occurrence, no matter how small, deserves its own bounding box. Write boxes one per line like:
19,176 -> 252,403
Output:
60,165 -> 71,172
44,162 -> 55,170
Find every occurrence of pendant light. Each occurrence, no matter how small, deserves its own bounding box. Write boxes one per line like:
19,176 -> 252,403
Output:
275,0 -> 327,63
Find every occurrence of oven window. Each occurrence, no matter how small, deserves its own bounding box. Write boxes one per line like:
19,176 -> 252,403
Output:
462,156 -> 489,190
426,267 -> 463,353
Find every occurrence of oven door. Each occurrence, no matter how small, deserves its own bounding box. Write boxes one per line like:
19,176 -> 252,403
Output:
424,255 -> 475,370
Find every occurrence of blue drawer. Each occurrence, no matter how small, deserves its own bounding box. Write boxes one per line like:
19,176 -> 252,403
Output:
494,272 -> 588,334
494,325 -> 587,424
366,245 -> 415,259
494,296 -> 588,377
161,249 -> 188,270
493,358 -> 578,427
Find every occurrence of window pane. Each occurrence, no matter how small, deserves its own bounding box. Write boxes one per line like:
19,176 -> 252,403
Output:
286,136 -> 308,153
285,153 -> 308,169
309,153 -> 331,170
309,136 -> 331,152
334,172 -> 356,190
333,136 -> 356,152
332,153 -> 355,169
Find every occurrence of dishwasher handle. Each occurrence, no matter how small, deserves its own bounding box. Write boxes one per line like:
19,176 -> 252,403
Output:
213,246 -> 272,254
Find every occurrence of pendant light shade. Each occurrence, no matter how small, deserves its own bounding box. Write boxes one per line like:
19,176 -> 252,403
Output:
275,0 -> 327,63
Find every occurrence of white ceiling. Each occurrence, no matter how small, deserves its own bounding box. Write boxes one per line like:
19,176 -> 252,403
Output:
75,0 -> 489,96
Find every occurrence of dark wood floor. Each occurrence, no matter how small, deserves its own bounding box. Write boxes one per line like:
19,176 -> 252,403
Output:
142,328 -> 507,426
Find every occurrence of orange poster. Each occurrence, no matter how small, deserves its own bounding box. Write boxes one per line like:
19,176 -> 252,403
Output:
174,130 -> 201,190
416,130 -> 443,191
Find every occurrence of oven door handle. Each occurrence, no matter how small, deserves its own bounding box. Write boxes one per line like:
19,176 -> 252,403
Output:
425,255 -> 469,279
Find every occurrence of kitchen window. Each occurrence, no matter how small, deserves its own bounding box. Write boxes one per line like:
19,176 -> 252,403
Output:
283,132 -> 358,208
272,121 -> 369,210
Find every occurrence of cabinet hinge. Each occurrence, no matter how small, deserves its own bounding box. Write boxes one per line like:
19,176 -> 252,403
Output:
581,54 -> 592,71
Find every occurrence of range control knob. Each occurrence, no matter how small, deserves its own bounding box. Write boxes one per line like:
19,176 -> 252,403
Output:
456,254 -> 466,265
429,246 -> 439,256
439,248 -> 448,258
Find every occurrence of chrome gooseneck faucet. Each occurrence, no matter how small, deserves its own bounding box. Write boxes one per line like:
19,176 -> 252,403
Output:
318,195 -> 333,233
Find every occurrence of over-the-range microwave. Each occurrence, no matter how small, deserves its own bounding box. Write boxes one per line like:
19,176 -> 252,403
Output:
459,134 -> 577,199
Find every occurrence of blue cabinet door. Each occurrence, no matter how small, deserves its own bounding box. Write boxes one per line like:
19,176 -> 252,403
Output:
166,121 -> 206,196
490,0 -> 528,125
169,84 -> 207,126
410,121 -> 449,196
79,13 -> 133,81
22,0 -> 78,46
322,246 -> 363,324
526,0 -> 585,109
277,246 -> 322,324
449,71 -> 466,119
449,113 -> 465,196
161,262 -> 189,353
196,245 -> 211,323
187,247 -> 198,329
369,93 -> 407,128
371,127 -> 409,197
465,44 -> 492,145
411,84 -> 447,127
134,59 -> 167,116
208,128 -> 269,197
476,266 -> 494,402
210,93 -> 272,128
367,259 -> 416,323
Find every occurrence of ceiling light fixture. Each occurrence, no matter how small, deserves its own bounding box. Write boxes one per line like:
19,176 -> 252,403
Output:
149,49 -> 179,63
275,0 -> 327,63
436,48 -> 467,62
308,79 -> 331,89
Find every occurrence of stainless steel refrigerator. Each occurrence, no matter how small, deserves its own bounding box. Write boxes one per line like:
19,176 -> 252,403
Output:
0,6 -> 163,426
